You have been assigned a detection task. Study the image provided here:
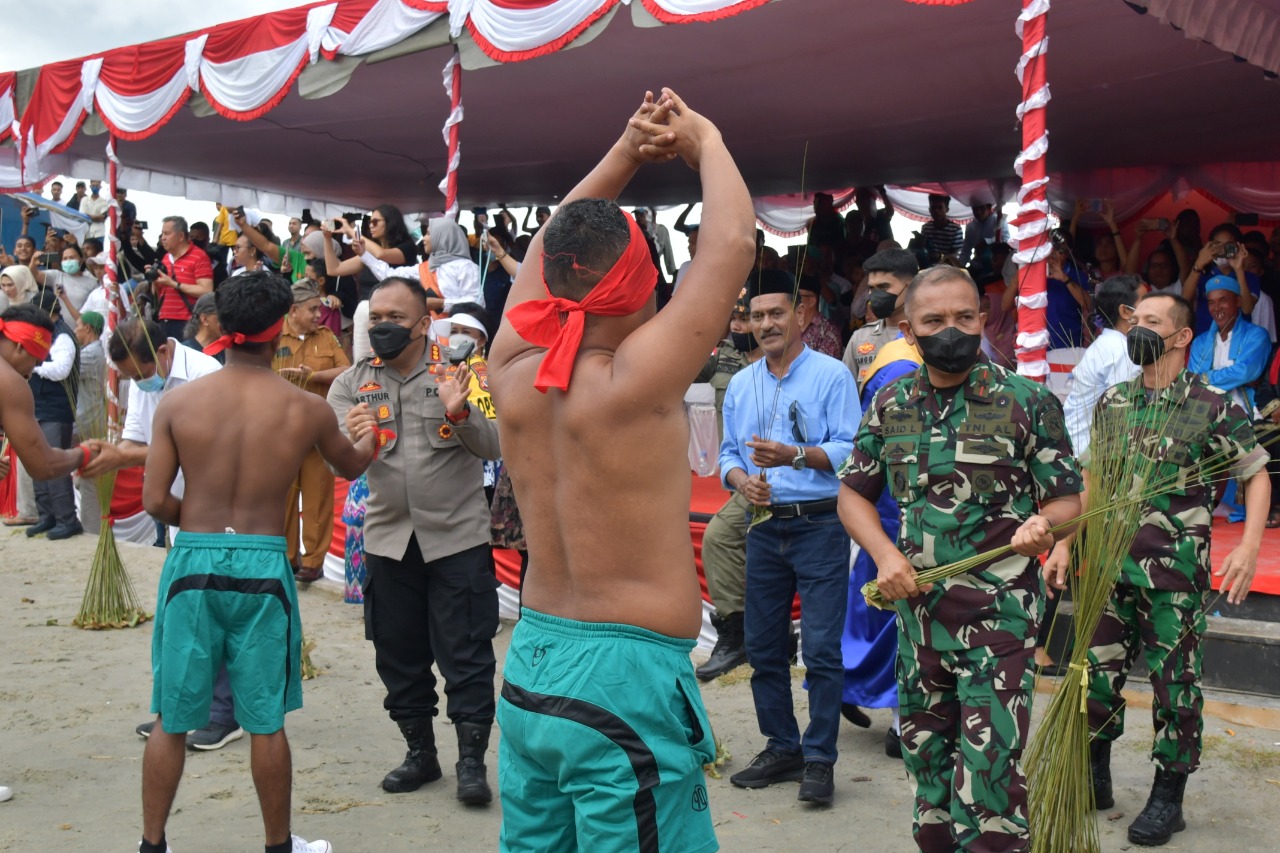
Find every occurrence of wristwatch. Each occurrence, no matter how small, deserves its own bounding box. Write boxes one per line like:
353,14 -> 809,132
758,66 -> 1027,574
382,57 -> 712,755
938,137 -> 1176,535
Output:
791,445 -> 808,471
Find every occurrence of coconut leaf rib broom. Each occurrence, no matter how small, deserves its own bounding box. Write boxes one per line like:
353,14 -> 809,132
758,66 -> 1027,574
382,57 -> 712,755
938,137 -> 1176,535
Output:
61,351 -> 151,630
1022,393 -> 1270,853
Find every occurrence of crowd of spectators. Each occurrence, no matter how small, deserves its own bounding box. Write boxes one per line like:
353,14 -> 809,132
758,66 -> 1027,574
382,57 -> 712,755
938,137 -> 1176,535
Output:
2,176 -> 1278,837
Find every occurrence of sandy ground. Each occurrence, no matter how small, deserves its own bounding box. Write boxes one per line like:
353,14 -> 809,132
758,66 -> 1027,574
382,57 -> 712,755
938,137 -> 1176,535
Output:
2,529 -> 1279,852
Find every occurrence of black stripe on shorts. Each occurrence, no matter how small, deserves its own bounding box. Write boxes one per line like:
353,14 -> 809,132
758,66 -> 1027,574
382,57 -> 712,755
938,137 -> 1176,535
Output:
501,680 -> 659,853
166,574 -> 294,711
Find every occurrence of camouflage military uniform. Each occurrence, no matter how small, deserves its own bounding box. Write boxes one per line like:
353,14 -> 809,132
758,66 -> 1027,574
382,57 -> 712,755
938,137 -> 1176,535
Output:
839,359 -> 1081,853
1083,372 -> 1267,774
696,340 -> 753,616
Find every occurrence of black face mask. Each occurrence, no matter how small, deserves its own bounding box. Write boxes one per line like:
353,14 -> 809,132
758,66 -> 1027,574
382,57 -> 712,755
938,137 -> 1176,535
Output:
914,326 -> 982,375
1126,326 -> 1172,366
368,319 -> 422,361
868,288 -> 899,320
730,331 -> 757,352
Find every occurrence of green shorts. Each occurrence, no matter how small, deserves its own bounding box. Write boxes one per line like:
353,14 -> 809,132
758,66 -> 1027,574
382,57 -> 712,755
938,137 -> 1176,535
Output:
150,532 -> 302,735
497,608 -> 718,853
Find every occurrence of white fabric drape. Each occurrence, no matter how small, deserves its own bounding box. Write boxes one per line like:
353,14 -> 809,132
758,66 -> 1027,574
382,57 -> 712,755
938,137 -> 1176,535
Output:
200,38 -> 310,113
93,68 -> 190,135
752,189 -> 857,237
333,0 -> 445,55
465,0 -> 613,51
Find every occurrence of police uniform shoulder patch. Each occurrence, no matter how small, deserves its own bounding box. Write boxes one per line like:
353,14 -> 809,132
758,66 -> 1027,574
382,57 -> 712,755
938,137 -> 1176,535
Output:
358,381 -> 383,392
430,343 -> 442,363
857,342 -> 876,355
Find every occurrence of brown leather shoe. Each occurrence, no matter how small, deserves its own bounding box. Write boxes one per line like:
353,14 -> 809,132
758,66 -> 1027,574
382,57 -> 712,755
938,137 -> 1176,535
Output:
294,566 -> 324,584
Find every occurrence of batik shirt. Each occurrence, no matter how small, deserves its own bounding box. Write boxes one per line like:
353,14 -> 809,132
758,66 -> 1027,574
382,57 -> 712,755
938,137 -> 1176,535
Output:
1082,372 -> 1268,591
839,359 -> 1082,651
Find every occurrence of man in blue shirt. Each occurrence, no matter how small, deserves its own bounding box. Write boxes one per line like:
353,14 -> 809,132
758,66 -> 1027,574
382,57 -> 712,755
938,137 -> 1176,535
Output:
720,269 -> 858,805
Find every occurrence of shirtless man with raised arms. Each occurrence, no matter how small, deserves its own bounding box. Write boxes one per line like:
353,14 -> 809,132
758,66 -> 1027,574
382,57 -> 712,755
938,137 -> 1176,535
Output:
138,270 -> 376,853
488,89 -> 755,853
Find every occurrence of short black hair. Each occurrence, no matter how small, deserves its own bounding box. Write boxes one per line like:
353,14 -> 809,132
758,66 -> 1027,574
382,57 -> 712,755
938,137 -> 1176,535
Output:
1,303 -> 55,335
904,265 -> 979,314
1095,275 -> 1142,330
15,235 -> 35,249
1209,222 -> 1243,243
536,206 -> 551,217
1139,291 -> 1194,331
190,221 -> 210,234
863,248 -> 919,282
542,198 -> 632,302
82,238 -> 103,255
1242,230 -> 1270,256
449,301 -> 490,329
306,259 -> 327,281
371,275 -> 429,310
214,270 -> 291,353
108,316 -> 165,365
63,243 -> 84,261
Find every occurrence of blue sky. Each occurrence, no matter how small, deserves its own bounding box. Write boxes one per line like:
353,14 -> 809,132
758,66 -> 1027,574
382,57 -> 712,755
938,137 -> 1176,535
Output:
0,0 -> 307,72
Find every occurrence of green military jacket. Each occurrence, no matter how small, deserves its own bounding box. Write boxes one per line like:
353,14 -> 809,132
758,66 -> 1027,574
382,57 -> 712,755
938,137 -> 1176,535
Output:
696,339 -> 752,421
1082,371 -> 1268,591
840,359 -> 1082,651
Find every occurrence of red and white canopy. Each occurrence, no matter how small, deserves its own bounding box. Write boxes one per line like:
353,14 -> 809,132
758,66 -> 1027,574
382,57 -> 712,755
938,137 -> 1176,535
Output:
4,0 -> 1280,214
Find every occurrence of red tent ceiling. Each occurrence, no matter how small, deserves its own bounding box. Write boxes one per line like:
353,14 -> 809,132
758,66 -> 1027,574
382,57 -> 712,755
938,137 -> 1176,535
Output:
6,0 -> 1280,211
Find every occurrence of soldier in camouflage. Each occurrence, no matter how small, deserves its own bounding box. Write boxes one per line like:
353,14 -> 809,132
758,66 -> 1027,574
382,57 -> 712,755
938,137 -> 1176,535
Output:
695,293 -> 762,680
838,266 -> 1082,853
1045,292 -> 1269,847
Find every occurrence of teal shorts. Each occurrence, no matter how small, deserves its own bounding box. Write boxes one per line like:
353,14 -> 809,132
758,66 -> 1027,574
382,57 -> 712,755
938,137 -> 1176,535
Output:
497,608 -> 718,853
150,532 -> 302,735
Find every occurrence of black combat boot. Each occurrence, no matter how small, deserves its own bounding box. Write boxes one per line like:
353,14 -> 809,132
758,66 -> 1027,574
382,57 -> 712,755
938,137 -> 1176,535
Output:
1127,768 -> 1188,846
455,721 -> 493,806
381,717 -> 442,793
696,612 -> 748,681
1090,739 -> 1114,810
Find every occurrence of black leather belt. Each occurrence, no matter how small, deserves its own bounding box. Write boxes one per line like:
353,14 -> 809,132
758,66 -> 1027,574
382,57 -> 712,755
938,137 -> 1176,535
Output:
766,498 -> 838,519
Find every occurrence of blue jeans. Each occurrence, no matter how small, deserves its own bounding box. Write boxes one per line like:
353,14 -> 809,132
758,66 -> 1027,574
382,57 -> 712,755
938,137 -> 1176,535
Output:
744,510 -> 850,764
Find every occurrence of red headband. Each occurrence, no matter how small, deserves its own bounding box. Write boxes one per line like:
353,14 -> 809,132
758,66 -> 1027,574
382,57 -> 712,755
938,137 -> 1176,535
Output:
0,318 -> 53,362
203,316 -> 285,356
507,210 -> 656,393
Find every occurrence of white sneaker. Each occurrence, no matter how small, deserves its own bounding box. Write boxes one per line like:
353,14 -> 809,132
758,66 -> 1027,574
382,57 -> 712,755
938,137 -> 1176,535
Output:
291,837 -> 332,853
0,785 -> 12,802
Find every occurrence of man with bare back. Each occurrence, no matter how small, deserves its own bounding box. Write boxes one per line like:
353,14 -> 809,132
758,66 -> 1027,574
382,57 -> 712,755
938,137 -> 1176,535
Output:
0,302 -> 101,806
487,89 -> 755,853
138,270 -> 376,853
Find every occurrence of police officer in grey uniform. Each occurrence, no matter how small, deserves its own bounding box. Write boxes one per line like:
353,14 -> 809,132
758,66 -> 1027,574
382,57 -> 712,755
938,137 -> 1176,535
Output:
328,277 -> 501,807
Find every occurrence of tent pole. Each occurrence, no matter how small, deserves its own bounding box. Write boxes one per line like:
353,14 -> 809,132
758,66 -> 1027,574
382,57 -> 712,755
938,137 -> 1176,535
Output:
1013,0 -> 1051,381
105,135 -> 123,442
440,46 -> 462,220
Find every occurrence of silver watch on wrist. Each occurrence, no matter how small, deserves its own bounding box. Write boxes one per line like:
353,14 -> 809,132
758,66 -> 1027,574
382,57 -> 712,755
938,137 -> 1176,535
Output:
790,445 -> 808,471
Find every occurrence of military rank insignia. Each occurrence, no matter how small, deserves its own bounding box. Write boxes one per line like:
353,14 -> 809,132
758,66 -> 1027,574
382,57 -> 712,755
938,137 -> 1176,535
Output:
438,423 -> 454,440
